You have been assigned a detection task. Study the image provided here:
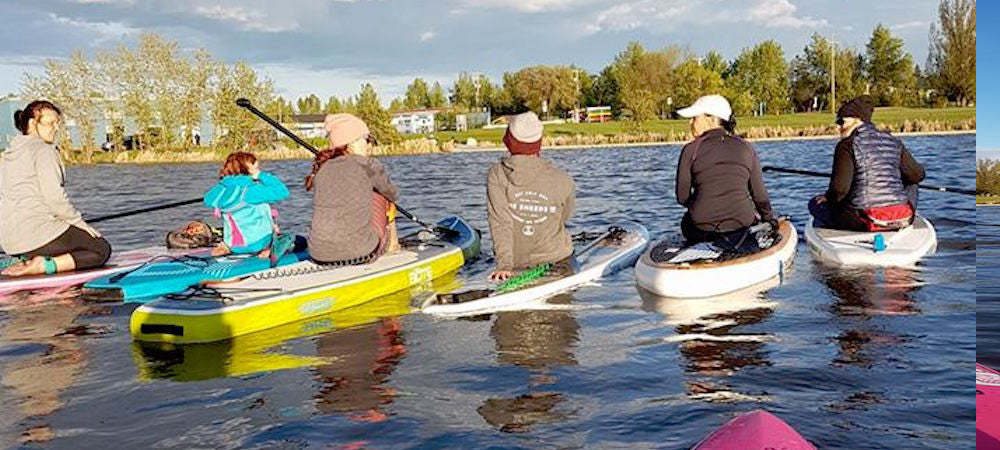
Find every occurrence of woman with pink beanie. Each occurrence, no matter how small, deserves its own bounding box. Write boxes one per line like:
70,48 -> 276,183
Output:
304,114 -> 399,265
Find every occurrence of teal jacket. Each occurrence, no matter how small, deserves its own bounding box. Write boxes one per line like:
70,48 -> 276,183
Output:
204,172 -> 289,253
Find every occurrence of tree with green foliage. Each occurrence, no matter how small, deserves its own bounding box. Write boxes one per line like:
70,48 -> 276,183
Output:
404,78 -> 431,109
612,42 -> 685,126
177,49 -> 214,149
790,34 -> 865,112
212,62 -> 275,151
865,25 -> 917,106
389,98 -> 404,112
592,65 -> 621,117
296,94 -> 322,114
671,58 -> 725,112
324,96 -> 342,114
23,51 -> 100,159
266,96 -> 295,122
354,83 -> 398,145
510,66 -> 578,119
978,159 -> 1000,195
450,73 -> 498,110
928,0 -> 975,106
728,40 -> 791,115
702,51 -> 729,77
428,81 -> 447,108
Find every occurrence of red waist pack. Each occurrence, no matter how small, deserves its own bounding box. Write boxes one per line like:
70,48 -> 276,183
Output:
859,203 -> 914,231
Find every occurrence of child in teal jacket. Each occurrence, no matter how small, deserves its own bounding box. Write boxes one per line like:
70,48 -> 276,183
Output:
204,152 -> 290,258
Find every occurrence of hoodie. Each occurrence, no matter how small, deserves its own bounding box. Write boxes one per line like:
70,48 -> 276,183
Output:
0,135 -> 86,255
487,155 -> 575,271
204,172 -> 289,253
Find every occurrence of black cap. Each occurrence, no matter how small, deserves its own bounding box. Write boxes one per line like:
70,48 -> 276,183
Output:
836,95 -> 874,123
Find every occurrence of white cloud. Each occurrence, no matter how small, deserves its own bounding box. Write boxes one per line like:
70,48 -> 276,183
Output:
469,0 -> 602,13
582,0 -> 825,35
47,13 -> 140,45
746,0 -> 826,29
193,5 -> 299,32
890,21 -> 925,31
70,0 -> 136,4
420,30 -> 437,42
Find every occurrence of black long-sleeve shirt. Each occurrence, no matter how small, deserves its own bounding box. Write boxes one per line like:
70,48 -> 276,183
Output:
675,128 -> 773,232
825,134 -> 925,208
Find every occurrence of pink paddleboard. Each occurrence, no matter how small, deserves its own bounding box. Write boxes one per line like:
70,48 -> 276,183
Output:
978,363 -> 1000,449
694,410 -> 815,450
0,246 -> 206,296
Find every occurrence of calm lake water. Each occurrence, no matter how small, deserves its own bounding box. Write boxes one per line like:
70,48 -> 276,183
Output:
0,134 -> 975,449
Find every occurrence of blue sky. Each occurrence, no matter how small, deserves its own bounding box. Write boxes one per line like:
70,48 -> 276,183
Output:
978,0 -> 995,159
1,0 -> 946,107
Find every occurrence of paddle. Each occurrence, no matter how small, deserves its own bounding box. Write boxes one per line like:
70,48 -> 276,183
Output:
762,166 -> 975,196
235,98 -> 459,237
88,198 -> 203,224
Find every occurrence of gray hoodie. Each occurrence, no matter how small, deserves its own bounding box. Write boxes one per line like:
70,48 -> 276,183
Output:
487,155 -> 575,271
0,135 -> 85,254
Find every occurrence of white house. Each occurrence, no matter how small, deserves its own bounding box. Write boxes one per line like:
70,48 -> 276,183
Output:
391,109 -> 440,134
288,114 -> 327,138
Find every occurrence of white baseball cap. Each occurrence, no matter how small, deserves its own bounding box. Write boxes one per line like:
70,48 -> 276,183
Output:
676,95 -> 732,121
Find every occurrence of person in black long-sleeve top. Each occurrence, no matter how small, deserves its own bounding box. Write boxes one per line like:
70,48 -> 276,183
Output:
674,95 -> 774,244
809,96 -> 925,231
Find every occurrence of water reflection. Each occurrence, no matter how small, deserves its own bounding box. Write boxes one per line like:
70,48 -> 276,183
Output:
813,264 -> 922,413
0,289 -> 103,445
477,294 -> 579,433
640,279 -> 779,402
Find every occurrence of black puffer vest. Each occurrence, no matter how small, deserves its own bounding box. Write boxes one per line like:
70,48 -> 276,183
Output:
847,124 -> 908,209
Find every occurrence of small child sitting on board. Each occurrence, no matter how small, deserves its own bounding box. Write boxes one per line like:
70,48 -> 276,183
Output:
203,152 -> 295,265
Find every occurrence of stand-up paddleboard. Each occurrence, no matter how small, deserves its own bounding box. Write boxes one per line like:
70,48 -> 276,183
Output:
805,216 -> 936,267
83,244 -> 309,303
693,410 -> 815,450
420,222 -> 648,317
978,363 -> 1000,449
635,219 -> 796,298
131,216 -> 479,344
0,246 -> 206,296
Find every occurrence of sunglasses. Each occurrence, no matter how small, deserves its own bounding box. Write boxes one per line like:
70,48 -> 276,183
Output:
366,134 -> 378,146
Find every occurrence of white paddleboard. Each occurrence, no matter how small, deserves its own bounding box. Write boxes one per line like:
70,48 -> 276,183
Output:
805,215 -> 936,267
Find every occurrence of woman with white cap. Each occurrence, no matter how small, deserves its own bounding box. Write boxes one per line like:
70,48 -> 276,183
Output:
487,111 -> 576,282
304,113 -> 399,265
674,94 -> 774,244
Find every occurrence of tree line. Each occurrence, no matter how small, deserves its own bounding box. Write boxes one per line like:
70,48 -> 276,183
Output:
979,159 -> 1000,196
21,0 -> 973,157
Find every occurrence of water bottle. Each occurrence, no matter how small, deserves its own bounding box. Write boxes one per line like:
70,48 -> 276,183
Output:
873,234 -> 886,253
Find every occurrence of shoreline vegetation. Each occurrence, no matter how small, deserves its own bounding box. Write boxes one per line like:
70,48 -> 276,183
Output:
69,107 -> 974,165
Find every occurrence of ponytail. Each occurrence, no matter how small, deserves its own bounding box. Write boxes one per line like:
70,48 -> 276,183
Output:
304,147 -> 349,191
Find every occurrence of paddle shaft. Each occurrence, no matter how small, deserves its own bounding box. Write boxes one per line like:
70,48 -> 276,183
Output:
762,166 -> 975,196
235,98 -> 434,229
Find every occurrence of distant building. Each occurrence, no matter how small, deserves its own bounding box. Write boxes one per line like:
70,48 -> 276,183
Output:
288,114 -> 327,138
391,109 -> 441,134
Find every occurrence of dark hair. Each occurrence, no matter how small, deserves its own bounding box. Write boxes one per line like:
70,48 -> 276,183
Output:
721,116 -> 737,134
13,100 -> 61,135
219,151 -> 257,178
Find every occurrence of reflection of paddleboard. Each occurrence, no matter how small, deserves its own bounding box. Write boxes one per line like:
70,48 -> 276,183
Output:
693,410 -> 815,450
635,220 -> 796,298
978,363 -> 1000,449
0,247 -> 206,296
805,216 -> 936,267
639,277 -> 779,330
131,276 -> 455,381
421,222 -> 648,317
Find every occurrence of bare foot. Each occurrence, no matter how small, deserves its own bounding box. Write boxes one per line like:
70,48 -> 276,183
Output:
2,256 -> 46,277
257,249 -> 271,259
210,244 -> 230,257
387,241 -> 401,253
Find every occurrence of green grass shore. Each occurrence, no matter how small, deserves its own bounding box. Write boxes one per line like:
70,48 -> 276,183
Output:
66,107 -> 974,164
978,196 -> 1000,205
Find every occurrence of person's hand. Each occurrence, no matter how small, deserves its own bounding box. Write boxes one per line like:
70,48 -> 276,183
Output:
490,270 -> 513,282
812,194 -> 827,204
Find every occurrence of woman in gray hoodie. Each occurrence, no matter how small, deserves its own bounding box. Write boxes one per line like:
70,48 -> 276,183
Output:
0,101 -> 111,277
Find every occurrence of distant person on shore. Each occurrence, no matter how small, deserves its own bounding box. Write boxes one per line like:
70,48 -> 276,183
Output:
487,111 -> 576,282
675,94 -> 774,244
305,113 -> 400,265
0,100 -> 111,277
808,95 -> 925,231
203,151 -> 294,264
